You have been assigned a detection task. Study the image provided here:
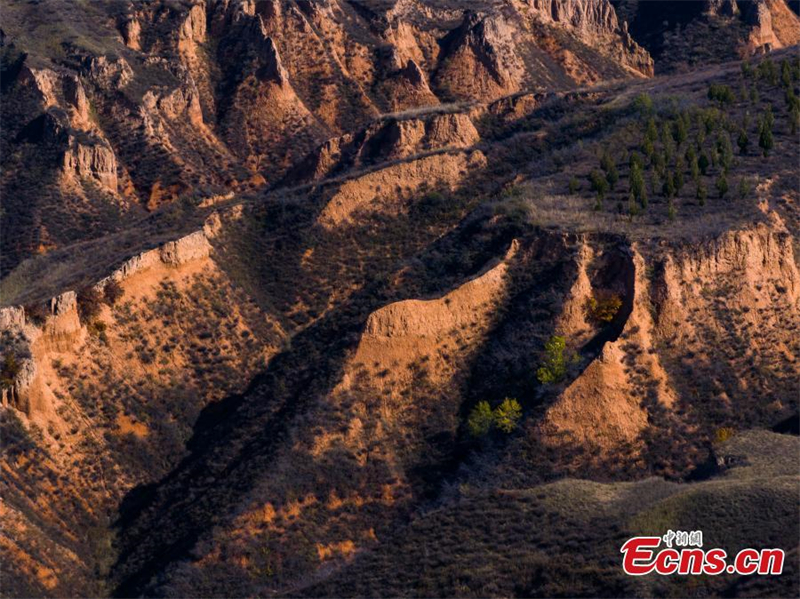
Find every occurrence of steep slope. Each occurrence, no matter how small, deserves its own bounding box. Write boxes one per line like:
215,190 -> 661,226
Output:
1,10 -> 799,597
1,0 -> 653,274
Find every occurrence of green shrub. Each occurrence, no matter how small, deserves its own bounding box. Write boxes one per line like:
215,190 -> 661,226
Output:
536,336 -> 567,385
493,398 -> 522,433
586,291 -> 622,324
708,83 -> 734,106
467,401 -> 494,437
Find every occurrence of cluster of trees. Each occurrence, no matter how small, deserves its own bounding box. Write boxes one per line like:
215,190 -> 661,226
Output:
576,55 -> 799,220
468,397 -> 522,437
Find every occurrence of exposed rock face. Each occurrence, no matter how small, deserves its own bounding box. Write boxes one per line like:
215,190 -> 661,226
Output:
435,12 -> 525,100
527,0 -> 621,32
706,0 -> 740,17
744,0 -> 800,52
83,55 -> 133,90
62,136 -> 119,194
544,223 -> 800,459
286,111 -> 480,185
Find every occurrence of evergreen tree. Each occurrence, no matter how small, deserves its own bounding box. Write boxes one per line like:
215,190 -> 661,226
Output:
601,154 -> 619,190
716,172 -> 729,198
661,122 -> 675,161
568,176 -> 580,194
536,336 -> 568,384
674,116 -> 688,146
698,152 -> 710,175
737,177 -> 751,200
674,159 -> 685,193
628,192 -> 639,217
494,398 -> 522,433
697,181 -> 707,206
589,169 -> 609,199
718,134 -> 733,173
630,162 -> 646,204
758,110 -> 774,157
737,129 -> 749,155
645,117 -> 658,143
667,199 -> 677,222
750,85 -> 759,105
662,172 -> 676,198
782,59 -> 793,89
468,401 -> 494,437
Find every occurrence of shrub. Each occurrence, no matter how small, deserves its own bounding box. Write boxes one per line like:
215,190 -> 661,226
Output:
586,291 -> 622,324
493,398 -> 522,433
568,176 -> 580,194
589,170 -> 609,200
714,427 -> 735,444
103,280 -> 124,305
537,336 -> 567,385
468,401 -> 494,437
708,83 -> 734,106
77,287 -> 103,323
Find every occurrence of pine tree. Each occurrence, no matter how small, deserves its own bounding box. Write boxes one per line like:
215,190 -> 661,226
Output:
536,336 -> 568,384
662,172 -> 676,198
737,177 -> 751,200
758,111 -> 774,157
645,117 -> 658,143
667,199 -> 677,222
781,59 -> 792,89
468,401 -> 494,437
698,152 -> 710,175
718,133 -> 733,173
737,129 -> 749,155
716,172 -> 729,198
493,398 -> 522,433
630,162 -> 646,205
601,154 -> 619,190
589,169 -> 609,199
697,181 -> 707,206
